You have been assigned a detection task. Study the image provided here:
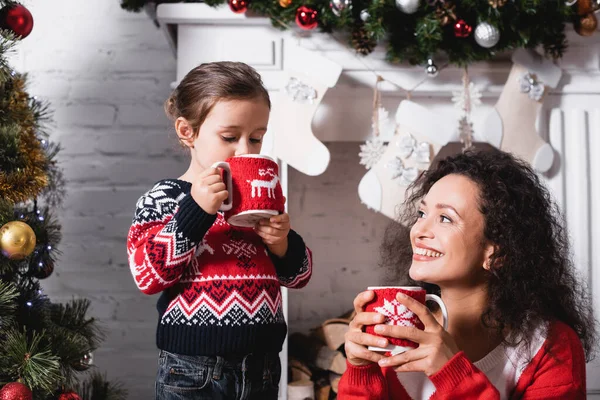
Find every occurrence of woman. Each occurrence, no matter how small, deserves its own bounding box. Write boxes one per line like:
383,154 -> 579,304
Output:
338,148 -> 596,399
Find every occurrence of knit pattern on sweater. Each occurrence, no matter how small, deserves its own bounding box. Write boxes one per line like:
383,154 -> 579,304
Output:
127,179 -> 312,356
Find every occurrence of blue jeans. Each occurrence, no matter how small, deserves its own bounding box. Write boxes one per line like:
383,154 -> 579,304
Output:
155,350 -> 281,400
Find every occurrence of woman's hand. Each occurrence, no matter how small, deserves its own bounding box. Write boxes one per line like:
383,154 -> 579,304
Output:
375,292 -> 460,376
344,291 -> 389,367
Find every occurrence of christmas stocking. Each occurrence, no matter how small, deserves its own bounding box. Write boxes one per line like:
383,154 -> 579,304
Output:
269,44 -> 343,176
358,100 -> 454,220
483,48 -> 562,172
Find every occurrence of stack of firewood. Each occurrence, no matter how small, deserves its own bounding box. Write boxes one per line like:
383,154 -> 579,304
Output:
288,310 -> 355,400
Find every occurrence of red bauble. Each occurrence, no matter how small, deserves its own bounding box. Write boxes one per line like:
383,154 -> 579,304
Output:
58,392 -> 82,400
0,382 -> 33,400
454,19 -> 473,38
454,19 -> 472,38
228,0 -> 249,13
295,5 -> 318,30
0,4 -> 34,38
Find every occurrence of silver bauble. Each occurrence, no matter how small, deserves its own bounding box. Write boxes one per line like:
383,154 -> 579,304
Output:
395,0 -> 419,14
474,22 -> 500,48
360,9 -> 370,21
330,0 -> 351,16
425,59 -> 438,77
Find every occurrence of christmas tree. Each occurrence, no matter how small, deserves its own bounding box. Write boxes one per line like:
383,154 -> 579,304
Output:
0,2 -> 127,399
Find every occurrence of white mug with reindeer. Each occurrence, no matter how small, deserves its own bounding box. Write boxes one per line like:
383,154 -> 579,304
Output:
211,154 -> 286,227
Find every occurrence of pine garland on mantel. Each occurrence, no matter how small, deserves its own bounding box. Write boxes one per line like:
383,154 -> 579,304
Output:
121,0 -> 599,67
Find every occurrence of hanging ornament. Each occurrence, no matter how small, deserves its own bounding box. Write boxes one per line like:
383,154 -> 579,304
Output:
279,0 -> 293,7
0,4 -> 34,38
359,139 -> 387,169
455,68 -> 475,152
71,352 -> 94,372
330,0 -> 351,16
458,116 -> 474,151
29,257 -> 54,279
574,13 -> 598,35
0,221 -> 36,260
434,2 -> 456,26
425,58 -> 439,77
454,19 -> 472,38
0,382 -> 33,400
295,6 -> 318,30
451,82 -> 482,112
57,392 -> 82,400
488,0 -> 507,7
228,0 -> 249,13
396,0 -> 420,14
360,9 -> 370,21
351,25 -> 377,55
474,22 -> 500,48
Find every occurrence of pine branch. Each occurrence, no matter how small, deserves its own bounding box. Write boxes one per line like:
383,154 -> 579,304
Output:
49,299 -> 105,349
75,372 -> 128,400
3,328 -> 62,394
0,280 -> 18,319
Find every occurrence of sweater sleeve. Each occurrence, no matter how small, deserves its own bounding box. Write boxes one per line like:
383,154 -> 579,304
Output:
338,361 -> 412,400
428,352 -> 501,399
429,321 -> 586,400
127,181 -> 216,295
267,229 -> 312,288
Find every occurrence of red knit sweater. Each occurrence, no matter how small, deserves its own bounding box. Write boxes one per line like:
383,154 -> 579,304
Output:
338,321 -> 586,399
127,179 -> 312,356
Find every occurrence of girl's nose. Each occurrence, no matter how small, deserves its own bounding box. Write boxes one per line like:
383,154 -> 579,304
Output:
235,141 -> 250,156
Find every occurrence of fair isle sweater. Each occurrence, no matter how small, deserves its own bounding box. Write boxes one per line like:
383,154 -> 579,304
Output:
127,179 -> 312,356
338,321 -> 586,399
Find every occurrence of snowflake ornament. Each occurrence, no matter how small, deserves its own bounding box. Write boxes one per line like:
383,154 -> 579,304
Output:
359,138 -> 387,169
374,298 -> 416,326
451,81 -> 482,112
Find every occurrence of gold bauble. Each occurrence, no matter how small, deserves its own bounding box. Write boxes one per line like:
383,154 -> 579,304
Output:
279,0 -> 292,8
0,221 -> 37,260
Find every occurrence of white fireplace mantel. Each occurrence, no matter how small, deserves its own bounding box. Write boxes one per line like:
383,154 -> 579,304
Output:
157,4 -> 600,398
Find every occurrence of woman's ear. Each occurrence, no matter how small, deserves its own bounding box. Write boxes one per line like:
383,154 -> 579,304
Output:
483,244 -> 497,271
175,117 -> 195,148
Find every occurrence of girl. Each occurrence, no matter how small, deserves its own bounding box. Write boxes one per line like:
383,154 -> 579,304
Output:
338,148 -> 595,399
127,61 -> 313,400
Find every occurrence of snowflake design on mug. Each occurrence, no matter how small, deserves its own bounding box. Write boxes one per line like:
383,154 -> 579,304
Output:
375,298 -> 417,326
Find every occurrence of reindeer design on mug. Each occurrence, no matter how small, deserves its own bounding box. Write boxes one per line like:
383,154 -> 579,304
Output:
247,168 -> 279,199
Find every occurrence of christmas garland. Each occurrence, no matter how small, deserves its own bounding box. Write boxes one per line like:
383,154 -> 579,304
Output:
121,0 -> 599,67
0,74 -> 49,204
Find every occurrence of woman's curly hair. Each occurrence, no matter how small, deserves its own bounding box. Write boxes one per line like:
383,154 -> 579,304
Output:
380,147 -> 596,360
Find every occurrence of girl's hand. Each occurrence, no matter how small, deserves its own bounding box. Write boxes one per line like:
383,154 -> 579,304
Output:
255,213 -> 290,257
344,291 -> 388,367
191,167 -> 229,215
376,292 -> 460,376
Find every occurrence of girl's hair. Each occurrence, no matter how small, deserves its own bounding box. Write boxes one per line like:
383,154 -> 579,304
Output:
380,147 -> 596,360
164,61 -> 271,137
